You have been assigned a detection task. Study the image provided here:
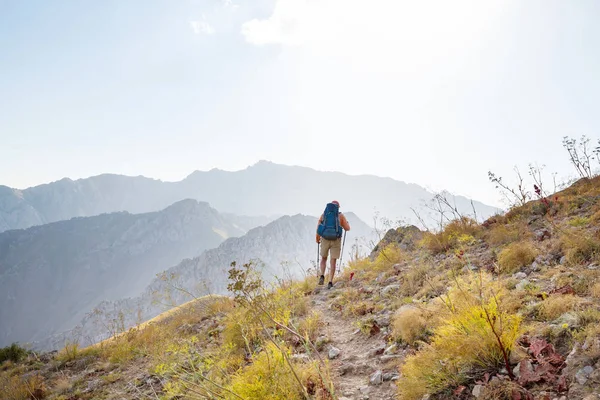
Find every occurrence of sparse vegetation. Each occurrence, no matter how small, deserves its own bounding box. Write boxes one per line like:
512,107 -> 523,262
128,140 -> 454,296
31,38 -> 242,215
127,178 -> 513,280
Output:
537,294 -> 582,321
420,217 -> 480,254
392,306 -> 429,345
6,136 -> 600,400
0,344 -> 28,365
398,273 -> 522,399
497,242 -> 538,274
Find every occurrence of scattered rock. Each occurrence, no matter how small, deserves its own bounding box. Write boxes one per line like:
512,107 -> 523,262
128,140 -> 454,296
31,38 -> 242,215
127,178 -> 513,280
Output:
384,343 -> 397,355
84,379 -> 102,393
554,312 -> 580,329
292,354 -> 309,360
381,284 -> 401,296
575,365 -> 594,385
516,279 -> 530,291
375,315 -> 391,327
513,272 -> 528,280
535,228 -> 551,241
472,384 -> 483,398
384,276 -> 399,285
369,370 -> 383,385
531,261 -> 541,271
560,256 -> 567,265
328,346 -> 341,359
369,346 -> 386,357
565,343 -> 580,366
382,372 -> 400,381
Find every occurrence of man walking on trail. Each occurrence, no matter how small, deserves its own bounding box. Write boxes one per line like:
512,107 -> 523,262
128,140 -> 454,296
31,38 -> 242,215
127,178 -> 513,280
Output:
316,200 -> 351,289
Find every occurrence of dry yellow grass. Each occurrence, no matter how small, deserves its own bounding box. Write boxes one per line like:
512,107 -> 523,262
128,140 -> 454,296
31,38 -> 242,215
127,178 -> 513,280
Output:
591,282 -> 600,299
392,307 -> 428,345
538,294 -> 581,321
497,242 -> 538,274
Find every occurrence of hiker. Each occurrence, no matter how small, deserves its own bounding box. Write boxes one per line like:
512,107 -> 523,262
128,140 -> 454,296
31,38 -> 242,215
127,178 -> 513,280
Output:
316,200 -> 351,289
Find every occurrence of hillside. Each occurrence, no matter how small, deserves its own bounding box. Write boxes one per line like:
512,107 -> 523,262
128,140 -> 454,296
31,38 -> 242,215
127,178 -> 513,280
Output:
0,200 -> 244,348
0,161 -> 499,233
3,178 -> 600,399
37,212 -> 375,350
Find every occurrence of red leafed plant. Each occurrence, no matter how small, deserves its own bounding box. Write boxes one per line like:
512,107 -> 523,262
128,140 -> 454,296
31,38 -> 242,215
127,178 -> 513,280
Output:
517,336 -> 567,391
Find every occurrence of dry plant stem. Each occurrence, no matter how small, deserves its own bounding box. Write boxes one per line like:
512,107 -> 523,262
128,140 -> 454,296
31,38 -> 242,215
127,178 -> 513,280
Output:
471,199 -> 478,222
410,207 -> 431,232
477,272 -> 515,380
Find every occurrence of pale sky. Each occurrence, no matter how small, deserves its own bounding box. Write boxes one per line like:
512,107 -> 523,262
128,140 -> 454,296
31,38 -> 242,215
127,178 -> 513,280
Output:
1,0 -> 599,207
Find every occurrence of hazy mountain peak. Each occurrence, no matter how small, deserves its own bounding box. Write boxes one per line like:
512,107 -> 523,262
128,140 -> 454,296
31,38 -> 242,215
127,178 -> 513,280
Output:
0,162 -> 500,233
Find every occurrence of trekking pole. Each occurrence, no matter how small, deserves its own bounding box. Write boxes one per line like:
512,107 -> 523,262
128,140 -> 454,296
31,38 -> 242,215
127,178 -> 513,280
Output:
317,242 -> 320,277
338,231 -> 347,274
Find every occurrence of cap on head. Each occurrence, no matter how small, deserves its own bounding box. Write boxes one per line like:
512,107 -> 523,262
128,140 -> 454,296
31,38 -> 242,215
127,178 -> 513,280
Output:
331,200 -> 340,207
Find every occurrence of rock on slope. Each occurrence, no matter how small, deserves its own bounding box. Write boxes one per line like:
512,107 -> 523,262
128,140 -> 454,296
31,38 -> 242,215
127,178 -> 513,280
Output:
0,161 -> 499,233
0,199 -> 243,347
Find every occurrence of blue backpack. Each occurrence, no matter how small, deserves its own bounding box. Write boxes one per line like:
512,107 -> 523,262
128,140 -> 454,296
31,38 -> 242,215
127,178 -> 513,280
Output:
317,203 -> 343,240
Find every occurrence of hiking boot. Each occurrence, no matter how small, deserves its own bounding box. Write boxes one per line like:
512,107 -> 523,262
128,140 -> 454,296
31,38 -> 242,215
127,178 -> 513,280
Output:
318,275 -> 325,285
327,282 -> 333,290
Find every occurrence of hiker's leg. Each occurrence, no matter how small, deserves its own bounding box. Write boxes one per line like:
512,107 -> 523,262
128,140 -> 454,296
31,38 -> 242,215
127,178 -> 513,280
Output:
319,240 -> 330,277
329,257 -> 337,282
320,256 -> 327,276
328,238 -> 342,283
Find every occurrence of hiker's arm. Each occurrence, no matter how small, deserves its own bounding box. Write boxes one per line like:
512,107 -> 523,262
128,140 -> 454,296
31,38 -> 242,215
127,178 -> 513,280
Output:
316,214 -> 323,232
340,214 -> 351,231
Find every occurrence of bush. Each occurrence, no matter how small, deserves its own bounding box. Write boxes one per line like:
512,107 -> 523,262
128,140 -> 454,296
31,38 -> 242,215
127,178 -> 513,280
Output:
227,343 -> 320,400
297,311 -> 322,343
486,222 -> 526,247
538,294 -> 581,321
591,282 -> 600,299
497,242 -> 538,274
392,307 -> 428,345
569,216 -> 591,227
0,344 -> 28,364
0,372 -> 47,400
397,273 -> 522,400
420,218 -> 480,254
562,234 -> 600,265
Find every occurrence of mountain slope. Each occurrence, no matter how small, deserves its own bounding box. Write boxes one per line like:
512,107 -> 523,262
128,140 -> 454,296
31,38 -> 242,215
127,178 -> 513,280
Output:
40,212 -> 375,349
0,200 -> 243,347
0,162 -> 499,233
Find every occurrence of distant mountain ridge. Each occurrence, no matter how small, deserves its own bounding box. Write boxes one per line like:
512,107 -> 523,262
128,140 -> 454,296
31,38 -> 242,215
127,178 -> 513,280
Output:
0,161 -> 499,233
0,200 -> 244,347
38,212 -> 375,350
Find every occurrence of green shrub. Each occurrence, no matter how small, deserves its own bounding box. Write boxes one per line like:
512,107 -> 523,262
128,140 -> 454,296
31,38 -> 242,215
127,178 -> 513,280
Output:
0,343 -> 28,364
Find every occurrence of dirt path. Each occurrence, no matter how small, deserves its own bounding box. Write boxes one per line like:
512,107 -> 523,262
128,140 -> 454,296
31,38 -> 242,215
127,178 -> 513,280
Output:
312,286 -> 400,400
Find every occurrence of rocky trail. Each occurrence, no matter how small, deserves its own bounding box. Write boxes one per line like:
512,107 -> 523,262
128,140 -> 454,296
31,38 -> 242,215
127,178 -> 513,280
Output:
312,285 -> 401,400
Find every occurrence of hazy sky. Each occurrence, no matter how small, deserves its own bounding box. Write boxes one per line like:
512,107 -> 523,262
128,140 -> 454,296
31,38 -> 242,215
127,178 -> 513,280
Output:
1,0 -> 599,207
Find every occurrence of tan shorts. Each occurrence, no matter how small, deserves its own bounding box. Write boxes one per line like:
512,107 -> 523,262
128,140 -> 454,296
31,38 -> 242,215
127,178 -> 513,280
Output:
320,238 -> 342,259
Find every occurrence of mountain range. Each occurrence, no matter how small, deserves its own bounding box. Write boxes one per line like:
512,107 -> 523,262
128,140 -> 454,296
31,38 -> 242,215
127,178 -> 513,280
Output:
0,200 -> 248,347
0,161 -> 499,234
31,212 -> 374,350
